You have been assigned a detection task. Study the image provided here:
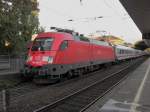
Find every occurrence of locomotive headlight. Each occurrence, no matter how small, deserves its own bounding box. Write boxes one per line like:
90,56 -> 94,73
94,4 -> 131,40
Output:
42,56 -> 53,64
26,55 -> 32,62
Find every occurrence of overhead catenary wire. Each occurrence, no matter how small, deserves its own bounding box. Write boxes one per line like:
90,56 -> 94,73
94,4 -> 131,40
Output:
102,0 -> 129,19
40,4 -> 73,19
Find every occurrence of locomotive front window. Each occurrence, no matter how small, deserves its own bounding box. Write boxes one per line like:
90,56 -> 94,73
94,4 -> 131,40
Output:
31,38 -> 53,51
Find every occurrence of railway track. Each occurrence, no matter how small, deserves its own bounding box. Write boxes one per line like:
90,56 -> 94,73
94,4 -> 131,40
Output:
8,82 -> 45,99
33,58 -> 145,112
0,82 -> 46,109
0,58 -> 131,101
0,57 -> 146,112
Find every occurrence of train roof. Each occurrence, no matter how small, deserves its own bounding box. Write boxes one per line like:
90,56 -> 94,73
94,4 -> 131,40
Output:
89,39 -> 111,46
115,45 -> 139,51
37,32 -> 74,40
115,45 -> 133,49
36,27 -> 112,47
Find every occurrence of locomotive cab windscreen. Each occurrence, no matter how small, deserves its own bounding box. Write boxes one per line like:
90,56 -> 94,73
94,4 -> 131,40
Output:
31,38 -> 54,51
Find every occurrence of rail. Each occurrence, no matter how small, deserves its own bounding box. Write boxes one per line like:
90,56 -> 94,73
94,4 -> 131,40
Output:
33,57 -> 145,112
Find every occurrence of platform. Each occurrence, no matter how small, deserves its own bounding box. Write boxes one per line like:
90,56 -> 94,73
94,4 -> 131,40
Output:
84,57 -> 150,112
0,70 -> 20,80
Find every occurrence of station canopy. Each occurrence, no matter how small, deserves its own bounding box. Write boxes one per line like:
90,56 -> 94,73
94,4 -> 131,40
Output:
120,0 -> 150,47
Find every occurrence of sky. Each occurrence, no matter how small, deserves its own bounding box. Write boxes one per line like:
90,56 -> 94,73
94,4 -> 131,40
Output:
39,0 -> 142,44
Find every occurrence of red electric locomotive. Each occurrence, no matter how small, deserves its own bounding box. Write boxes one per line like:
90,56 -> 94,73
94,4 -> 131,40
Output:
21,27 -> 115,83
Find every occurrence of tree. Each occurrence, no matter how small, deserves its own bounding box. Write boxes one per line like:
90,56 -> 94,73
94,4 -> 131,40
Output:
134,40 -> 148,50
0,0 -> 40,54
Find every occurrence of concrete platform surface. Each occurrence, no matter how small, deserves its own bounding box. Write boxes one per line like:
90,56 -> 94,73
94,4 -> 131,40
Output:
84,58 -> 150,112
0,70 -> 19,80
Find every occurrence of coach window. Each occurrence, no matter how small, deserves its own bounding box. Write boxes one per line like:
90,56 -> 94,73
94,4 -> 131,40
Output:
60,40 -> 68,50
120,50 -> 122,54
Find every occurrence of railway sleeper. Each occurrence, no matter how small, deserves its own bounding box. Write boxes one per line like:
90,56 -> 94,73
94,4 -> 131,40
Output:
75,95 -> 94,100
58,102 -> 84,111
55,106 -> 79,112
68,97 -> 91,105
64,100 -> 85,108
50,107 -> 75,112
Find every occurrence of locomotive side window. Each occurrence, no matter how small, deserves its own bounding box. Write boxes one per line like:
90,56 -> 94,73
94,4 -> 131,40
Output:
60,40 -> 68,50
74,35 -> 80,41
90,39 -> 109,46
79,36 -> 89,42
31,38 -> 53,51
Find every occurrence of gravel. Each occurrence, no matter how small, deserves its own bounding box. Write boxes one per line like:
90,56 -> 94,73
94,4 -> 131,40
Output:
0,58 -> 145,112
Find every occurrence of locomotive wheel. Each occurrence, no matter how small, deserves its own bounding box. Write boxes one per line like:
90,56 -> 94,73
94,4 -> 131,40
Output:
79,68 -> 84,76
89,66 -> 94,72
67,71 -> 73,79
83,67 -> 88,74
73,69 -> 83,76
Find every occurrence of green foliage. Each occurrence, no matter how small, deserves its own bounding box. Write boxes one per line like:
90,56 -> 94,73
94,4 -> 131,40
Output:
134,40 -> 148,50
0,0 -> 41,54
